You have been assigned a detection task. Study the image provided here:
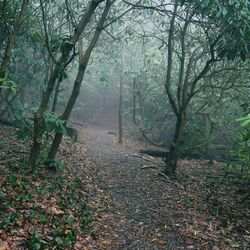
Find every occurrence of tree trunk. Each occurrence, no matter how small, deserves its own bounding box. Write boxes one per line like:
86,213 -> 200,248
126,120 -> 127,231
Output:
29,68 -> 62,168
132,78 -> 136,123
118,44 -> 124,143
0,0 -> 29,82
47,0 -> 112,161
48,66 -> 84,160
29,0 -> 105,168
165,112 -> 186,176
51,74 -> 63,113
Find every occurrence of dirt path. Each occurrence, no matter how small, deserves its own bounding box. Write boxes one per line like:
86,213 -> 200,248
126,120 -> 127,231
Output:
75,126 -> 249,250
80,127 -> 177,249
0,124 -> 248,249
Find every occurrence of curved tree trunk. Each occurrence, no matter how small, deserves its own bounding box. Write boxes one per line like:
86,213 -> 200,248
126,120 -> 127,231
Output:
47,0 -> 112,161
51,74 -> 63,113
29,0 -> 105,169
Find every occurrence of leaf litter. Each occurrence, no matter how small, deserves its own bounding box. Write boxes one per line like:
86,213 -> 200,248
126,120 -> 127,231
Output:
0,124 -> 249,249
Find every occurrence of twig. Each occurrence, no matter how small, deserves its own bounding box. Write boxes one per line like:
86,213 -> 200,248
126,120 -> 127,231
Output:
141,164 -> 158,169
158,171 -> 170,180
130,153 -> 160,163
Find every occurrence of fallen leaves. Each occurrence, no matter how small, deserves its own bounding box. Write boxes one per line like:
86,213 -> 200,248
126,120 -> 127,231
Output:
0,241 -> 10,250
0,124 -> 250,249
50,206 -> 64,215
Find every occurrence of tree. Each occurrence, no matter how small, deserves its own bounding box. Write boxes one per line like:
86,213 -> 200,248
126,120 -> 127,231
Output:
47,0 -> 114,161
0,0 -> 29,88
118,44 -> 124,143
0,0 -> 51,121
29,0 -> 108,168
124,0 -> 250,176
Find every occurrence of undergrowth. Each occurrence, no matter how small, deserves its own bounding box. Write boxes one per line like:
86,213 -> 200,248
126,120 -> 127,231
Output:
0,162 -> 95,249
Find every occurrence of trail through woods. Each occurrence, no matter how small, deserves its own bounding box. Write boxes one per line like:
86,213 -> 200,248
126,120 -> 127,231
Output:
83,127 -> 175,249
0,124 -> 249,249
77,126 -> 250,249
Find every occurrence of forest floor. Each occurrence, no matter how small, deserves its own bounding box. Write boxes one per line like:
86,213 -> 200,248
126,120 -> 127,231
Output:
0,124 -> 250,249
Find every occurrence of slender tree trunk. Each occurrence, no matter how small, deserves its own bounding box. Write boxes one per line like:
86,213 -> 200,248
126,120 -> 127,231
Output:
47,68 -> 84,161
51,74 -> 63,113
132,78 -> 136,123
0,0 -> 29,82
29,0 -> 105,169
165,112 -> 186,176
29,68 -> 62,168
163,2 -> 179,177
118,44 -> 124,143
164,2 -> 179,116
47,0 -> 112,161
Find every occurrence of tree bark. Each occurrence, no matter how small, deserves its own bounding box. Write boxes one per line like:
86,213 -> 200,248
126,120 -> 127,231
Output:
164,2 -> 178,116
47,0 -> 112,161
163,2 -> 179,176
118,44 -> 124,143
29,0 -> 105,169
165,112 -> 186,176
51,74 -> 63,113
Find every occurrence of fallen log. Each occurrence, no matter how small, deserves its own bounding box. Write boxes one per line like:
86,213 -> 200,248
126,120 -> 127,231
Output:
140,149 -> 169,158
140,149 -> 203,160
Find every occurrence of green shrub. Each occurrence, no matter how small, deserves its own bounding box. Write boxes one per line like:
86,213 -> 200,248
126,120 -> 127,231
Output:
0,140 -> 6,150
231,114 -> 250,177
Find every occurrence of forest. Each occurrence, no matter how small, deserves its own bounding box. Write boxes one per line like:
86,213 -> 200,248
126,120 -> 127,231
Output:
0,0 -> 250,249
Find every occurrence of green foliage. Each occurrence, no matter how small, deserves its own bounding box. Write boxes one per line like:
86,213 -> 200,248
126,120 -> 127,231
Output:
43,111 -> 67,134
0,73 -> 17,93
0,212 -> 19,230
0,140 -> 7,150
236,114 -> 250,128
30,112 -> 68,164
13,106 -> 33,140
1,166 -> 95,249
231,114 -> 250,177
0,0 -> 24,36
45,159 -> 64,173
181,0 -> 250,60
26,230 -> 42,250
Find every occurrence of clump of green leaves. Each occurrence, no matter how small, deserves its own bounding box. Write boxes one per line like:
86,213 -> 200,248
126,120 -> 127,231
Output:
231,114 -> 250,177
0,140 -> 6,150
12,104 -> 33,140
44,159 -> 64,173
31,111 -> 68,165
180,0 -> 250,60
0,72 -> 17,93
43,111 -> 67,135
26,230 -> 42,250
